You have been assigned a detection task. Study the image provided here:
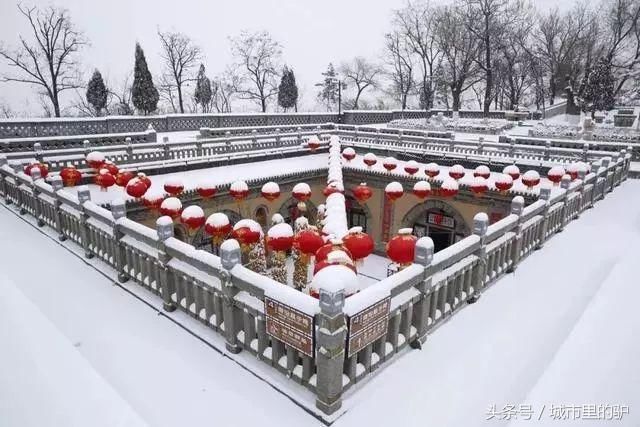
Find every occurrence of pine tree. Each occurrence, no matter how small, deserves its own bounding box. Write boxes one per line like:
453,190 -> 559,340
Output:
132,43 -> 159,115
86,70 -> 108,116
315,63 -> 339,111
582,58 -> 615,116
277,66 -> 298,112
193,64 -> 212,113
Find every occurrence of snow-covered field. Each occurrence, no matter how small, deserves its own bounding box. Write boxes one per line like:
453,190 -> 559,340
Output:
1,180 -> 639,426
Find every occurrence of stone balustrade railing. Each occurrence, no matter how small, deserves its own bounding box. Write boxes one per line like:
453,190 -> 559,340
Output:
504,134 -> 640,160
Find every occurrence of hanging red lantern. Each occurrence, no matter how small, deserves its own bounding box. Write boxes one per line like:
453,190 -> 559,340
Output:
307,136 -> 321,151
115,171 -> 135,187
342,147 -> 356,162
60,166 -> 82,186
205,213 -> 232,244
142,189 -> 164,210
164,178 -> 184,196
404,160 -> 420,175
413,180 -> 431,199
503,164 -> 520,181
103,161 -> 119,176
439,177 -> 459,198
24,162 -> 49,178
136,173 -> 152,189
95,169 -> 115,191
474,165 -> 491,179
292,182 -> 312,202
448,164 -> 465,180
232,219 -> 263,247
86,151 -> 105,170
313,249 -> 357,275
521,170 -> 541,189
126,178 -> 148,198
181,205 -> 206,230
353,182 -> 373,203
261,181 -> 280,201
383,157 -> 397,171
323,182 -> 343,197
363,152 -> 377,167
267,223 -> 294,252
196,182 -> 217,199
565,163 -> 579,181
385,181 -> 403,201
160,197 -> 182,219
342,227 -> 374,262
547,166 -> 565,185
470,176 -> 488,196
294,229 -> 324,256
494,174 -> 513,192
229,180 -> 249,201
425,162 -> 440,178
386,228 -> 417,267
315,239 -> 354,263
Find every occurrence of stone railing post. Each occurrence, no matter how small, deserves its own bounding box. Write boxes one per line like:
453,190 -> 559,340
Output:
449,133 -> 455,152
353,126 -> 359,143
83,139 -> 91,156
111,199 -> 129,283
536,184 -> 552,249
376,128 -> 381,145
29,167 -> 44,226
146,124 -> 157,142
508,196 -> 524,272
577,169 -> 588,211
156,216 -> 176,311
220,239 -> 242,354
477,136 -> 484,155
296,127 -> 302,145
195,138 -> 203,157
33,142 -> 43,162
77,186 -> 94,259
251,129 -> 257,146
582,142 -> 590,162
275,128 -> 282,146
469,212 -> 488,302
162,136 -> 170,160
601,157 -> 612,193
315,286 -> 346,415
544,140 -> 551,160
412,236 -> 434,347
509,137 -> 516,157
51,176 -> 66,240
0,155 -> 7,200
125,137 -> 133,158
559,175 -> 571,231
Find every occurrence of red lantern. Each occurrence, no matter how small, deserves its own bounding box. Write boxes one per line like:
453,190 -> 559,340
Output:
404,160 -> 419,175
386,228 -> 417,267
474,165 -> 491,179
103,161 -> 119,176
439,178 -> 459,198
342,147 -> 356,162
86,151 -> 105,170
115,171 -> 135,187
136,173 -> 152,189
232,219 -> 262,246
164,178 -> 184,196
470,176 -> 488,196
292,182 -> 311,202
24,162 -> 49,178
160,197 -> 182,219
413,181 -> 431,199
363,152 -> 377,167
267,223 -> 294,252
313,250 -> 357,275
315,240 -> 353,263
143,190 -> 164,210
342,227 -> 374,262
294,229 -> 324,256
425,162 -> 440,178
521,170 -> 541,189
307,136 -> 321,151
547,166 -> 565,185
385,181 -> 403,201
566,163 -> 579,181
205,213 -> 232,244
448,164 -> 465,180
181,205 -> 206,230
197,183 -> 217,199
353,182 -> 372,203
229,180 -> 249,201
95,169 -> 115,191
60,166 -> 81,186
261,181 -> 280,201
503,165 -> 520,181
494,174 -> 513,192
323,182 -> 343,197
126,178 -> 148,198
383,157 -> 397,171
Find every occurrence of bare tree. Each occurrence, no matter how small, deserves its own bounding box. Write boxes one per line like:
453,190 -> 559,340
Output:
157,30 -> 201,114
209,68 -> 240,113
0,101 -> 16,118
0,4 -> 87,117
339,57 -> 381,109
108,73 -> 134,115
230,30 -> 282,112
384,31 -> 415,110
600,0 -> 640,94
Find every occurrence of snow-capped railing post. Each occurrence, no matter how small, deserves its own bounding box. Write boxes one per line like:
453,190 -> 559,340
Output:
0,155 -> 8,200
315,286 -> 347,415
478,136 -> 484,155
577,169 -> 589,212
156,216 -> 176,312
296,127 -> 302,145
50,176 -> 66,241
162,137 -> 170,160
536,185 -> 552,250
470,213 -> 489,301
82,139 -> 91,156
77,186 -> 94,259
375,128 -> 382,146
412,236 -> 435,346
195,138 -> 203,157
111,199 -> 129,283
29,167 -> 44,227
250,129 -> 257,146
33,142 -> 43,162
581,142 -> 590,162
508,196 -> 525,273
125,137 -> 133,159
544,140 -> 551,160
591,160 -> 602,204
449,134 -> 455,152
220,239 -> 243,354
509,137 -> 516,157
559,175 -> 571,231
145,124 -> 157,142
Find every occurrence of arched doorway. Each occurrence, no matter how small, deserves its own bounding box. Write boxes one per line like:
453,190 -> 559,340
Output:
345,195 -> 371,232
401,200 -> 471,253
254,205 -> 269,228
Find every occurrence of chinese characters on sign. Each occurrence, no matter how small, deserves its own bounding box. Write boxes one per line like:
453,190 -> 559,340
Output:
347,297 -> 391,357
486,403 -> 630,422
382,197 -> 393,242
265,297 -> 314,357
427,212 -> 454,229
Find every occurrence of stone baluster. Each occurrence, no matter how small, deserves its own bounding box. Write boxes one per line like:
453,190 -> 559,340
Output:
195,138 -> 203,157
315,286 -> 346,415
536,184 -> 552,249
544,140 -> 551,160
111,199 -> 129,283
509,137 -> 516,158
449,134 -> 455,152
30,167 -> 44,226
296,127 -> 302,145
353,126 -> 359,143
0,155 -> 7,200
591,160 -> 601,204
469,213 -> 488,302
275,128 -> 281,146
162,136 -> 170,160
125,137 -> 133,158
250,129 -> 257,147
582,142 -> 590,162
397,130 -> 403,145
478,136 -> 484,155
576,169 -> 587,213
508,196 -> 524,272
50,176 -> 66,241
375,128 -> 381,146
77,186 -> 94,259
156,216 -> 176,312
146,123 -> 157,142
220,239 -> 242,354
411,236 -> 435,347
316,125 -> 322,140
559,175 -> 571,231
83,140 -> 91,156
33,142 -> 43,162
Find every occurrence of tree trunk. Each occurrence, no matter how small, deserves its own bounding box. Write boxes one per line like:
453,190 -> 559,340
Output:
177,85 -> 184,114
549,77 -> 556,105
261,97 -> 267,113
482,16 -> 492,116
451,87 -> 461,112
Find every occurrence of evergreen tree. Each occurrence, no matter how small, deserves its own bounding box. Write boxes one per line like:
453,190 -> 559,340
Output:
582,58 -> 616,116
86,70 -> 108,116
277,66 -> 299,111
193,64 -> 212,112
315,63 -> 339,111
131,43 -> 159,115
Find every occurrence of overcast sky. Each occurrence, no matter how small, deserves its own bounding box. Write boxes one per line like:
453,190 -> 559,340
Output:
0,0 -> 563,115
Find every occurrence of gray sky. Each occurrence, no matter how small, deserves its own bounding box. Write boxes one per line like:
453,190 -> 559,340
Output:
0,0 -> 563,115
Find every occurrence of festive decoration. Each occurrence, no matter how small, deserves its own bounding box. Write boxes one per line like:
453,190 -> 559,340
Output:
503,164 -> 520,181
136,173 -> 152,189
180,205 -> 205,230
102,161 -> 119,176
294,229 -> 324,256
126,178 -> 148,198
24,162 -> 49,179
494,174 -> 513,192
59,166 -> 81,186
229,180 -> 249,201
323,182 -> 343,197
309,265 -> 359,299
271,213 -> 285,225
261,181 -> 280,201
425,162 -> 440,178
313,247 -> 357,275
383,157 -> 397,171
470,176 -> 488,196
342,147 -> 356,162
164,178 -> 184,196
385,181 -> 404,201
95,169 -> 115,191
247,239 -> 267,274
439,177 -> 459,198
232,219 -> 263,248
115,171 -> 135,187
363,152 -> 377,167
267,223 -> 294,252
547,166 -> 565,185
342,227 -> 374,263
315,239 -> 354,263
142,189 -> 164,210
521,170 -> 541,189
474,165 -> 491,179
353,182 -> 373,203
386,228 -> 417,267
307,136 -> 321,151
86,151 -> 105,169
448,164 -> 465,180
413,180 -> 431,199
205,212 -> 232,245
160,197 -> 182,219
196,182 -> 217,198
292,182 -> 312,202
404,160 -> 419,175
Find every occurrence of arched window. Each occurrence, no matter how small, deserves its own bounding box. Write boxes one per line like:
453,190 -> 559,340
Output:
345,195 -> 367,232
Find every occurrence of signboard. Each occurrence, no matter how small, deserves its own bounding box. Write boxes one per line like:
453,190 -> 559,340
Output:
265,297 -> 314,357
382,197 -> 393,242
347,297 -> 391,357
427,212 -> 454,229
